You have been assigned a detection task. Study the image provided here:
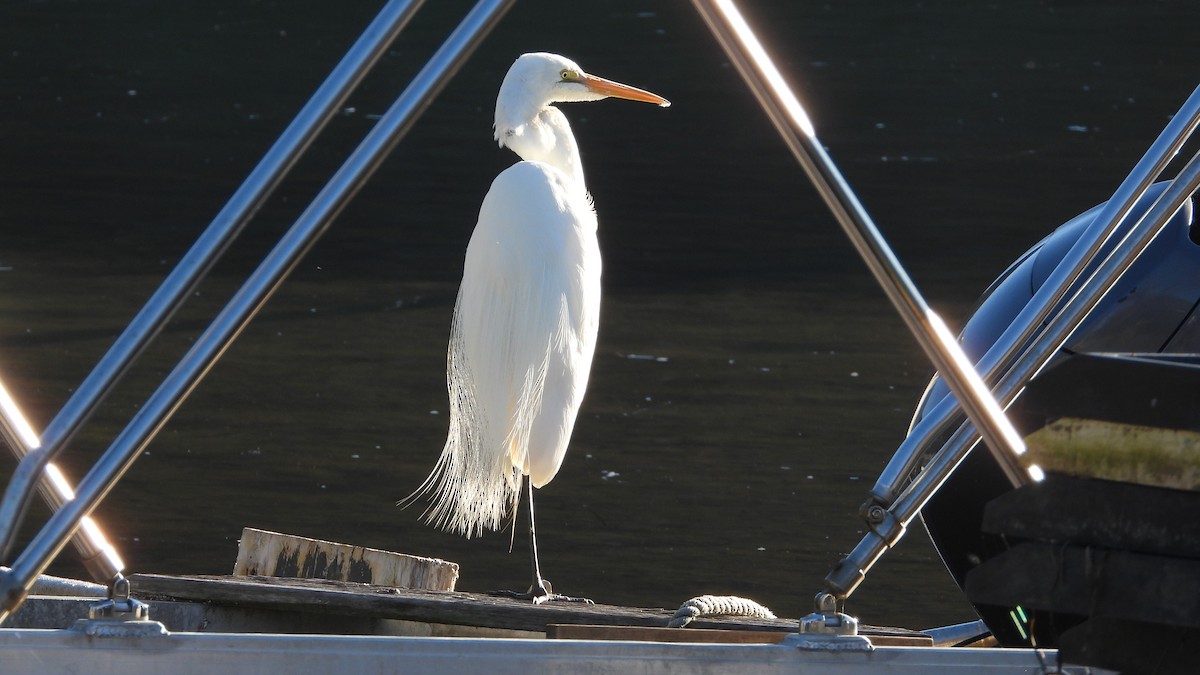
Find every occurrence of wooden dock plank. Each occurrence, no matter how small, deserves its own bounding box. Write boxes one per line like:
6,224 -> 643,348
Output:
130,574 -> 792,634
547,624 -> 932,647
233,528 -> 459,591
547,624 -> 789,644
131,574 -> 933,643
134,573 -> 938,640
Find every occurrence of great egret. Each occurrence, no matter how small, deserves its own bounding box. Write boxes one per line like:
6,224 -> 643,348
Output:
405,52 -> 669,603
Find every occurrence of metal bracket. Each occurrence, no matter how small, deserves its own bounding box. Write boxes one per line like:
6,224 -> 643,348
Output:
800,592 -> 857,634
783,632 -> 874,652
791,593 -> 873,651
71,574 -> 167,637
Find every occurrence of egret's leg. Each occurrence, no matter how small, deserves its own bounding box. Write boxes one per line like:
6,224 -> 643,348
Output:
526,477 -> 551,599
494,477 -> 593,604
525,477 -> 594,604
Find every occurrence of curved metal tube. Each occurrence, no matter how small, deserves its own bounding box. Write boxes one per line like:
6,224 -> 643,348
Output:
820,85 -> 1200,599
899,149 -> 1200,532
826,144 -> 1200,599
0,0 -> 515,624
0,382 -> 123,581
0,0 -> 427,571
870,84 -> 1200,506
691,0 -> 1030,484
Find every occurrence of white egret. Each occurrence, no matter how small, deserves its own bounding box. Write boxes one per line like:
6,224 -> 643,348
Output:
405,52 -> 669,603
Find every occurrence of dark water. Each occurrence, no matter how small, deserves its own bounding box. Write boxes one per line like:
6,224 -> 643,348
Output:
2,0 -> 1197,628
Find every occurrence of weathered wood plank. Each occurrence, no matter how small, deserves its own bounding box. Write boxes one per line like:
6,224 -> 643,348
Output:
547,624 -> 790,644
129,574 -> 926,641
1023,418 -> 1200,491
1014,353 -> 1200,491
546,624 -> 932,647
131,574 -> 736,633
232,528 -> 458,591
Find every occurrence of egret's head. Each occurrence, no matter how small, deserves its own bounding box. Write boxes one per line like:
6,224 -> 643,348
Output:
494,52 -> 669,141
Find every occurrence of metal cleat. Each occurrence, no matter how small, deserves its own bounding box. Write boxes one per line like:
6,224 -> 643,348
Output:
71,574 -> 167,637
791,592 -> 873,651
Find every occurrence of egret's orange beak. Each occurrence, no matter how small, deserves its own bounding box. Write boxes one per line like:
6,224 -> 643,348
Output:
581,73 -> 671,107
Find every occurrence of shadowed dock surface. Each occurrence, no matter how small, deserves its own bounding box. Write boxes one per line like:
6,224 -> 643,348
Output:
131,573 -> 930,646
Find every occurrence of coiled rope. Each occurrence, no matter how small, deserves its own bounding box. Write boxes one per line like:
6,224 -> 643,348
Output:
668,594 -> 776,628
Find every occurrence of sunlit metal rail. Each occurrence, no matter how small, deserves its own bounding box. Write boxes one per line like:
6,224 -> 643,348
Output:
0,0 -> 515,623
691,0 -> 1200,611
0,381 -> 123,582
827,115 -> 1200,601
0,0 -> 430,585
690,0 -> 1032,487
871,84 -> 1200,509
2,0 -> 1194,631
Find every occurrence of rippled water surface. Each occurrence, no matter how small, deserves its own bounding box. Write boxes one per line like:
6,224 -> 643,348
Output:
3,0 -> 1197,628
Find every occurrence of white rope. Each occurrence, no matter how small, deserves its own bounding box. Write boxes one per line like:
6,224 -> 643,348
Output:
667,594 -> 776,628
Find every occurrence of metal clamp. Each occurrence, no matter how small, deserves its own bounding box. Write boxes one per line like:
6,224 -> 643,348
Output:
72,574 -> 167,637
799,592 -> 859,636
788,593 -> 873,651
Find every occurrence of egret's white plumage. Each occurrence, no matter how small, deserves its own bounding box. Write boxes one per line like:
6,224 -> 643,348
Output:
408,53 -> 668,573
423,160 -> 600,536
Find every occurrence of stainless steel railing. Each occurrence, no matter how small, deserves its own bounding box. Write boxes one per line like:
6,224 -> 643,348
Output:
0,0 -> 515,623
823,97 -> 1200,602
871,85 -> 1200,509
692,0 -> 1200,613
2,0 -> 1193,628
0,0 -> 429,584
689,0 -> 1033,488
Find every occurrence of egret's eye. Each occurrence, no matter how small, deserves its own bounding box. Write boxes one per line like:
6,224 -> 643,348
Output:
560,69 -> 579,82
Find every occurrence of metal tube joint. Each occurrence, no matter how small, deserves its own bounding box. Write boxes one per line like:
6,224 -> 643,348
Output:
822,510 -> 906,601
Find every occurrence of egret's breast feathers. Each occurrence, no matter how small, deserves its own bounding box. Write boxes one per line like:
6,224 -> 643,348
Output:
415,160 -> 600,537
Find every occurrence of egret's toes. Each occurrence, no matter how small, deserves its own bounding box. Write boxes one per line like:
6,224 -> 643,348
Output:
540,593 -> 594,605
533,578 -> 594,604
490,578 -> 594,604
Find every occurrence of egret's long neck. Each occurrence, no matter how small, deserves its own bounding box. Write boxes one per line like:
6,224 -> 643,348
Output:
496,106 -> 586,188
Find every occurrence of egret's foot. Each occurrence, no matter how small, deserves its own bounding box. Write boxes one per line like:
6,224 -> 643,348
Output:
533,590 -> 594,605
491,578 -> 594,605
